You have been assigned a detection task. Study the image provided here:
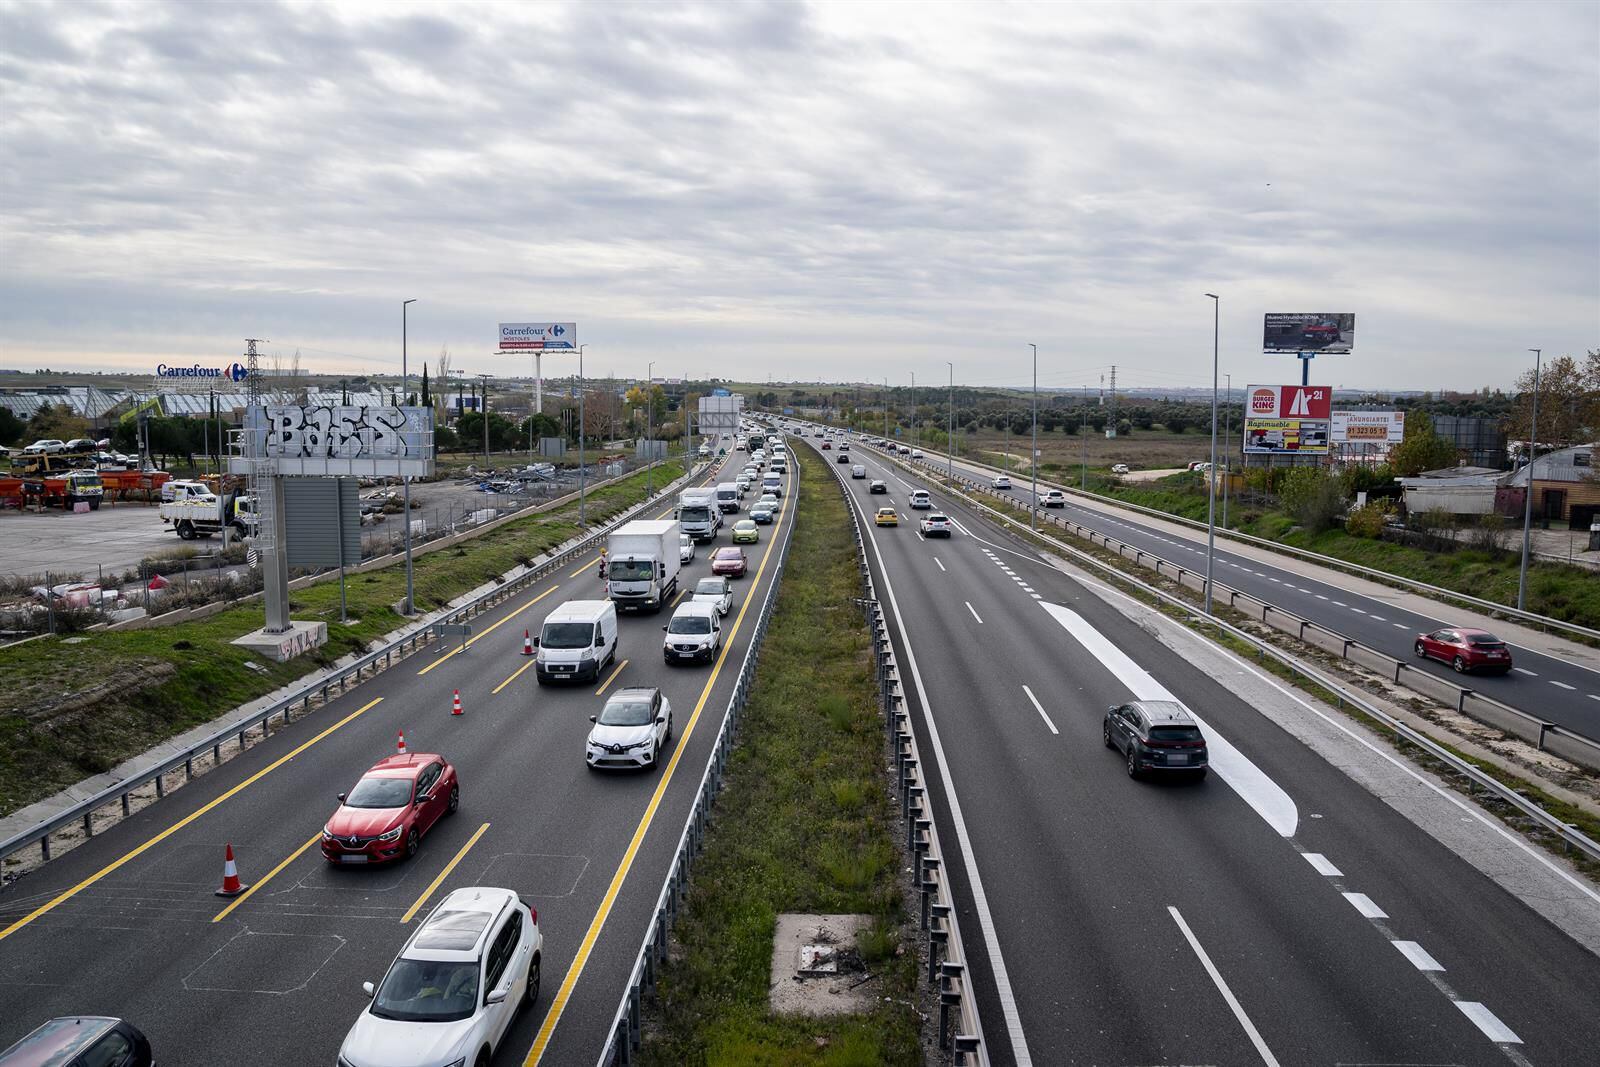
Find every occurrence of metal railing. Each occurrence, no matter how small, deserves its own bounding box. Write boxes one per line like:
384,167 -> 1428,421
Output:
0,463 -> 707,874
826,451 -> 989,1064
908,463 -> 1600,864
904,449 -> 1600,643
595,458 -> 800,1065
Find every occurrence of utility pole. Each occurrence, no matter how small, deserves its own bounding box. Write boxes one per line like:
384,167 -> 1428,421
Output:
646,360 -> 655,498
1222,372 -> 1232,529
910,371 -> 916,451
401,299 -> 416,615
578,344 -> 587,526
1029,343 -> 1038,530
1517,348 -> 1542,611
883,378 -> 888,440
1081,387 -> 1088,490
477,374 -> 492,464
946,362 -> 954,482
1204,293 -> 1219,615
1109,364 -> 1117,436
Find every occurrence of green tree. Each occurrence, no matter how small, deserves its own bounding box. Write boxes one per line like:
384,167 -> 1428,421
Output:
0,406 -> 24,445
1510,353 -> 1594,449
25,403 -> 91,442
1278,468 -> 1348,532
420,365 -> 431,407
1389,411 -> 1460,476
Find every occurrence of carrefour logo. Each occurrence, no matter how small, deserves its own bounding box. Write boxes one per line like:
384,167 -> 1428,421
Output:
550,324 -> 565,337
228,362 -> 248,382
155,363 -> 252,381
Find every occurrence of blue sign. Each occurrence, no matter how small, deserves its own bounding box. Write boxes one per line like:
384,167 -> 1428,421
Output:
782,407 -> 795,415
712,388 -> 731,397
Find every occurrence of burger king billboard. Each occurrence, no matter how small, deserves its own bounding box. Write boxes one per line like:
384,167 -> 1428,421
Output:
1242,384 -> 1331,454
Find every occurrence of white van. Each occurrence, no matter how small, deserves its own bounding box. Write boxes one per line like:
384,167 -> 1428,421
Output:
714,482 -> 741,514
534,600 -> 619,684
662,600 -> 722,665
761,472 -> 783,498
909,489 -> 931,510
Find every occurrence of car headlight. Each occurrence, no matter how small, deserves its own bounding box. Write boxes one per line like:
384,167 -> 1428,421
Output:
376,825 -> 404,843
322,826 -> 334,841
443,1059 -> 467,1067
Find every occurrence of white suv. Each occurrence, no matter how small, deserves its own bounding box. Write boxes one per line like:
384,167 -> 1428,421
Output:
339,886 -> 542,1067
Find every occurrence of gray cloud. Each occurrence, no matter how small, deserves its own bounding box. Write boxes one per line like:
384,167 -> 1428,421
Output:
0,0 -> 1594,392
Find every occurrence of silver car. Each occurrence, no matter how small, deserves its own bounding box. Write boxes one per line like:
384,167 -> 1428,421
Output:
339,886 -> 542,1067
691,576 -> 733,616
587,687 -> 673,770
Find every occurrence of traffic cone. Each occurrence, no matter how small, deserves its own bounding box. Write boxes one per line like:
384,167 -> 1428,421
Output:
396,730 -> 407,755
214,843 -> 248,897
522,629 -> 533,656
451,690 -> 463,716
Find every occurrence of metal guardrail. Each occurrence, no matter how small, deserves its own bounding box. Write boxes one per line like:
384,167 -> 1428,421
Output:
912,464 -> 1600,864
0,464 -> 707,873
825,450 -> 989,1064
594,457 -> 799,1066
924,464 -> 1600,773
917,450 -> 1600,643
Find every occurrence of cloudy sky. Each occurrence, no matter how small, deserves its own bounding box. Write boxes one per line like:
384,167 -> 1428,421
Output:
1,0 -> 1595,393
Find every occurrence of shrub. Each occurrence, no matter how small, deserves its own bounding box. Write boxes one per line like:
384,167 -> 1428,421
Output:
1469,513 -> 1512,552
1345,501 -> 1390,538
1277,469 -> 1348,533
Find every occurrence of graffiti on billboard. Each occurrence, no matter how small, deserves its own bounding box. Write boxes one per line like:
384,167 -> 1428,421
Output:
264,405 -> 422,459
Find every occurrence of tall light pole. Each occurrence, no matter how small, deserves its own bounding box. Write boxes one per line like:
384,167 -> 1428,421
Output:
1029,343 -> 1038,530
883,377 -> 888,441
477,373 -> 492,464
645,360 -> 655,498
910,371 -> 916,451
1081,386 -> 1089,490
401,299 -> 417,615
1517,348 -> 1542,610
578,344 -> 588,527
1222,372 -> 1232,530
946,361 -> 954,482
1204,293 -> 1219,615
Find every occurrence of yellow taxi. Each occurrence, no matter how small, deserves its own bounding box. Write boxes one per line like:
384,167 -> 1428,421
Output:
874,507 -> 899,527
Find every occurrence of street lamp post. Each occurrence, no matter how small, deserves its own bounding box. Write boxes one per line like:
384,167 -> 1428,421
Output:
646,360 -> 655,498
883,378 -> 889,441
477,374 -> 492,464
1222,372 -> 1232,530
910,371 -> 915,452
1029,343 -> 1038,531
1517,348 -> 1542,611
1204,293 -> 1219,615
946,362 -> 954,482
401,299 -> 417,616
578,344 -> 588,527
1081,387 -> 1088,490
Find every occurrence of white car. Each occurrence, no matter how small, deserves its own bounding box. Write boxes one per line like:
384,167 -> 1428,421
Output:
1111,464 -> 1130,475
340,886 -> 542,1067
679,534 -> 696,564
692,575 -> 733,616
911,449 -> 924,459
587,687 -> 673,770
757,492 -> 780,513
23,439 -> 66,455
920,513 -> 952,538
736,476 -> 752,494
909,489 -> 931,510
851,464 -> 866,478
992,475 -> 1012,490
662,601 -> 722,665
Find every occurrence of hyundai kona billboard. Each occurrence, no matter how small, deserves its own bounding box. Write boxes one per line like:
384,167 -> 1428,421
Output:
1262,313 -> 1354,354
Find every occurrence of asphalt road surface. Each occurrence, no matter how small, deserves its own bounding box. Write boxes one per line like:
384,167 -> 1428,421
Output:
0,451 -> 793,1066
808,432 -> 1600,1067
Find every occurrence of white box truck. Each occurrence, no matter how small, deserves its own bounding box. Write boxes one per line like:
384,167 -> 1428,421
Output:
676,487 -> 722,542
607,519 -> 681,613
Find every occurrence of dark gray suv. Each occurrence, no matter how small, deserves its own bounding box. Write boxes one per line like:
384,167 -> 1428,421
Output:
1103,700 -> 1208,779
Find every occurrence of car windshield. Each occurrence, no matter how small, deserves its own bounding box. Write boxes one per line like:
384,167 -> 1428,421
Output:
680,506 -> 712,522
608,559 -> 653,581
599,697 -> 654,726
695,579 -> 726,595
1149,726 -> 1203,742
345,777 -> 413,808
715,549 -> 741,560
668,615 -> 712,635
1467,635 -> 1503,646
371,958 -> 479,1023
541,622 -> 595,649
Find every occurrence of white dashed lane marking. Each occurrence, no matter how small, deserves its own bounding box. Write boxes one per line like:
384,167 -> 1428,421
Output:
1393,941 -> 1445,972
1343,892 -> 1388,919
1302,853 -> 1342,877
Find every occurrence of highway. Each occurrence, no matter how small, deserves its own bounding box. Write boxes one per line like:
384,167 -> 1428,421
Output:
900,449 -> 1600,737
808,432 -> 1600,1066
0,449 -> 796,1065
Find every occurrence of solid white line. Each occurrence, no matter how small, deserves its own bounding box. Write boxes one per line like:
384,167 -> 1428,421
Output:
1455,1001 -> 1522,1044
1392,940 -> 1445,972
1343,891 -> 1388,919
1168,906 -> 1282,1067
1550,680 -> 1576,691
1021,685 -> 1058,734
965,601 -> 984,625
846,492 -> 1021,1062
933,557 -> 946,572
1302,852 -> 1342,877
1041,602 -> 1299,837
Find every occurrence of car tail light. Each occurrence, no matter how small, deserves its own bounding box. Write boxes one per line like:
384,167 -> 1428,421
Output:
529,905 -> 538,925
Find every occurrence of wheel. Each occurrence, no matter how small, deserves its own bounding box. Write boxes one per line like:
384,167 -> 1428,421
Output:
177,521 -> 195,540
447,785 -> 459,815
1194,767 -> 1208,780
664,716 -> 673,744
88,499 -> 100,511
1103,725 -> 1115,749
523,953 -> 541,1008
1414,641 -> 1426,658
648,742 -> 659,769
1452,656 -> 1467,673
1126,746 -> 1140,779
475,1052 -> 490,1067
405,828 -> 419,859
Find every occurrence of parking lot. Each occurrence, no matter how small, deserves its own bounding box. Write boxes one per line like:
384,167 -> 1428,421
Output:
0,502 -> 179,582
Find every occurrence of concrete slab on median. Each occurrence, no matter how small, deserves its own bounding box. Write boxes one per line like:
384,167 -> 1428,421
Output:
769,913 -> 876,1017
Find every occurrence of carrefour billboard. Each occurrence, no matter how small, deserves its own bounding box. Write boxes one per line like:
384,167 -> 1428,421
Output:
1263,313 -> 1354,354
1242,384 -> 1331,454
498,322 -> 577,351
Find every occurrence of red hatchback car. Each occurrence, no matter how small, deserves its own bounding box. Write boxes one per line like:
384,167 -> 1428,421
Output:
322,753 -> 459,865
710,546 -> 748,578
1414,628 -> 1513,674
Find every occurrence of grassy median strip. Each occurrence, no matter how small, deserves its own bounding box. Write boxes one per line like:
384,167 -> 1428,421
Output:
0,460 -> 683,819
641,446 -> 922,1066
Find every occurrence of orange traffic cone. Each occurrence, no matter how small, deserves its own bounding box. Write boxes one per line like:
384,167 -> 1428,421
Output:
451,690 -> 463,716
522,629 -> 534,656
215,843 -> 248,897
396,730 -> 407,755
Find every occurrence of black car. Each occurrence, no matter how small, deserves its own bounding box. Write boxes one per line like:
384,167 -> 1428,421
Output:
837,452 -> 850,463
0,1017 -> 153,1067
1103,700 -> 1208,779
869,480 -> 888,494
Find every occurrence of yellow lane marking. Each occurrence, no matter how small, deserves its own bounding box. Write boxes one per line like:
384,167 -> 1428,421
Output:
0,696 -> 385,945
402,822 -> 491,924
594,659 -> 630,696
493,659 -> 539,695
523,480 -> 794,1065
419,585 -> 560,676
671,587 -> 687,607
568,558 -> 600,578
212,831 -> 321,923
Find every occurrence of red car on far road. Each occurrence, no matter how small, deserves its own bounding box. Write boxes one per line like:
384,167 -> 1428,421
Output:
323,753 -> 459,865
1414,627 -> 1513,674
711,546 -> 748,578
